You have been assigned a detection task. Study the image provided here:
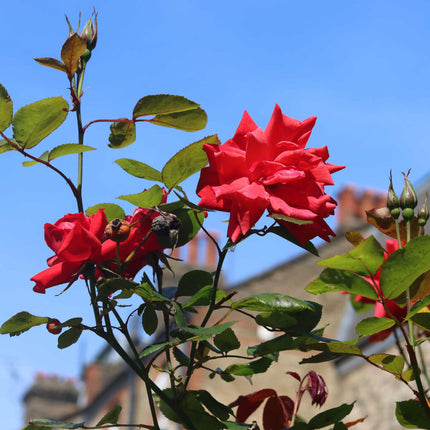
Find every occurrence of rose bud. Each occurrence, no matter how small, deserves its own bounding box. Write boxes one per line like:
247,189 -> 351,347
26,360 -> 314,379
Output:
105,218 -> 131,242
387,170 -> 400,220
400,170 -> 417,221
418,194 -> 429,227
46,318 -> 62,335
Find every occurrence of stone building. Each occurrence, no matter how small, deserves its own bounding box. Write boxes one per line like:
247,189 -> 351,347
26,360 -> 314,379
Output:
22,182 -> 430,429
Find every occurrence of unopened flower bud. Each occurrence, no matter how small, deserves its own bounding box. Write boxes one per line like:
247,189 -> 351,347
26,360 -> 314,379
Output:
418,194 -> 429,227
400,170 -> 417,221
46,318 -> 62,335
105,218 -> 131,242
387,170 -> 400,220
80,13 -> 98,51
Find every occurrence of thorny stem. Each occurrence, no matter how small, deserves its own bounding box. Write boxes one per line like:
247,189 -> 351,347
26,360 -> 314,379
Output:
75,96 -> 85,213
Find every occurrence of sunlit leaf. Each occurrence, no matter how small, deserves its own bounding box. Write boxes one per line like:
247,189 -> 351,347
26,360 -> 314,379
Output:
85,203 -> 126,222
49,143 -> 95,160
232,293 -> 314,312
118,184 -> 163,208
161,135 -> 220,189
355,317 -> 395,336
115,158 -> 162,181
133,94 -> 200,117
34,57 -> 67,73
29,419 -> 85,429
13,97 -> 69,149
306,268 -> 378,300
0,312 -> 49,337
268,213 -> 313,225
380,236 -> 430,299
0,83 -> 13,132
344,231 -> 365,246
108,120 -> 136,149
317,236 -> 384,276
96,406 -> 122,426
0,139 -> 16,154
61,33 -> 87,77
151,108 -> 207,131
23,150 -> 49,167
368,353 -> 404,375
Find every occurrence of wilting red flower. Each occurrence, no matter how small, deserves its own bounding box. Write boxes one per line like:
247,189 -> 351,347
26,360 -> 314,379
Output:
354,238 -> 407,342
197,104 -> 344,243
31,207 -> 164,294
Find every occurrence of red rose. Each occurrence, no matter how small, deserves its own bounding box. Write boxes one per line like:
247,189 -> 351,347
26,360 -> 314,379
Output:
196,104 -> 344,244
101,207 -> 164,279
31,210 -> 107,294
31,206 -> 165,294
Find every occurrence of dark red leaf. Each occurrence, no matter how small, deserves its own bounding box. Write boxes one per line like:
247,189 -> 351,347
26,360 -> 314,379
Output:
230,389 -> 277,423
262,395 -> 294,430
286,371 -> 301,382
307,371 -> 328,407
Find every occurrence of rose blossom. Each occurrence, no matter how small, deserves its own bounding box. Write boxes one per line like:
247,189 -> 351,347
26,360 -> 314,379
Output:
31,207 -> 164,293
196,104 -> 344,244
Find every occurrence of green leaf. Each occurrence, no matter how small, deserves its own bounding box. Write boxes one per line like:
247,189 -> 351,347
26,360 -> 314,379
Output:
151,108 -> 208,131
61,33 -> 87,77
59,318 -> 83,328
115,158 -> 162,181
142,304 -> 158,336
0,139 -> 16,154
0,83 -> 13,132
23,150 -> 49,166
183,321 -> 237,340
57,327 -> 82,349
306,268 -> 378,300
157,388 -> 223,430
222,422 -> 251,430
182,286 -> 226,309
410,312 -> 430,331
356,317 -> 395,336
157,209 -> 205,248
97,278 -> 139,300
134,283 -> 170,303
317,236 -> 384,276
161,135 -> 220,189
395,400 -> 430,429
23,144 -> 95,167
13,97 -> 69,149
232,293 -> 314,312
29,418 -> 85,429
248,334 -> 299,357
96,406 -> 122,426
108,120 -> 136,149
224,356 -> 275,378
118,184 -> 163,208
255,302 -> 322,333
406,295 -> 430,321
308,403 -> 354,429
195,390 -> 233,421
34,57 -> 67,73
172,302 -> 188,328
213,328 -> 240,353
268,213 -> 313,225
133,94 -> 201,117
173,346 -> 190,366
368,353 -> 404,375
304,342 -> 362,357
85,203 -> 126,222
0,312 -> 49,336
139,340 -> 177,358
177,270 -> 213,297
49,143 -> 95,160
380,236 -> 430,299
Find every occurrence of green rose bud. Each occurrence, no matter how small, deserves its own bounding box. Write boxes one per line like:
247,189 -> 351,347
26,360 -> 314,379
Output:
400,170 -> 417,221
418,194 -> 429,227
387,170 -> 400,219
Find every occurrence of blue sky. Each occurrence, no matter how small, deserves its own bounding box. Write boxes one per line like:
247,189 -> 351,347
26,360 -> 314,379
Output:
2,1 -> 430,428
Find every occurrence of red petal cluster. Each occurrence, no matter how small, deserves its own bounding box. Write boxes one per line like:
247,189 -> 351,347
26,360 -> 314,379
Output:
31,207 -> 163,294
197,104 -> 344,244
306,371 -> 328,407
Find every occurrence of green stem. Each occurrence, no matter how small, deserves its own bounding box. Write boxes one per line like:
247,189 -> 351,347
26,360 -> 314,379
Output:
184,248 -> 227,389
75,100 -> 84,213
